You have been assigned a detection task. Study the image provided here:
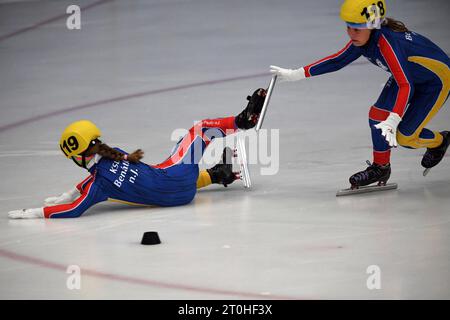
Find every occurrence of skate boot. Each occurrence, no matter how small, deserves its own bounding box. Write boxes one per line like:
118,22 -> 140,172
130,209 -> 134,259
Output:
349,161 -> 391,189
235,88 -> 267,130
421,131 -> 450,169
207,147 -> 238,187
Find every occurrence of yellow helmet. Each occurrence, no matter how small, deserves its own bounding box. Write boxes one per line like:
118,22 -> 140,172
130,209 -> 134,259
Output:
340,0 -> 387,28
59,120 -> 101,158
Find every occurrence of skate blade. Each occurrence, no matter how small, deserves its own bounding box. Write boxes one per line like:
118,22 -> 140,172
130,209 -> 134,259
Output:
236,136 -> 251,188
423,168 -> 431,177
336,183 -> 398,197
255,75 -> 277,131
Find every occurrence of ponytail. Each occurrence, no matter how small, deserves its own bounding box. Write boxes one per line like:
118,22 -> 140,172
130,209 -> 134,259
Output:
86,140 -> 144,163
382,17 -> 409,32
97,143 -> 127,161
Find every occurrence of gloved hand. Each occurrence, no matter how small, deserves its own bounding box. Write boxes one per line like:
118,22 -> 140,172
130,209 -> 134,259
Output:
374,112 -> 402,147
44,188 -> 79,206
270,65 -> 306,82
8,208 -> 44,219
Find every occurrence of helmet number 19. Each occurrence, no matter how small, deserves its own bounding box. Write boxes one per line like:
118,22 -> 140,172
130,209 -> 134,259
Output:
61,136 -> 79,156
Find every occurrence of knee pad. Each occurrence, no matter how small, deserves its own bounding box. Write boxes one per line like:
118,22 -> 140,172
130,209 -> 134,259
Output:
369,106 -> 389,123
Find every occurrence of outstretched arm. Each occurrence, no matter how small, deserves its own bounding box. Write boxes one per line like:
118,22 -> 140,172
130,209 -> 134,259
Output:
9,175 -> 107,219
44,175 -> 93,206
270,40 -> 362,81
303,40 -> 362,77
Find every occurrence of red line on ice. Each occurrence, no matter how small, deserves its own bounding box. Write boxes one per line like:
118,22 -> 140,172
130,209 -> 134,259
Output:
0,73 -> 269,133
0,0 -> 114,43
0,248 -> 302,299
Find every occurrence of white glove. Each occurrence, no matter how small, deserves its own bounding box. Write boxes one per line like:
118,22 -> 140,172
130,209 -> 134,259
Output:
8,208 -> 44,219
270,65 -> 306,82
374,112 -> 402,147
44,187 -> 79,206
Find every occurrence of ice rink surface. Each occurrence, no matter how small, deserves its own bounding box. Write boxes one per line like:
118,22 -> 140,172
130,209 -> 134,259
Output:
0,0 -> 449,299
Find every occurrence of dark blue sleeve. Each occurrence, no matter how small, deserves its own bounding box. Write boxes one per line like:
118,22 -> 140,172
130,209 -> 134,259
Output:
304,41 -> 362,77
44,175 -> 107,218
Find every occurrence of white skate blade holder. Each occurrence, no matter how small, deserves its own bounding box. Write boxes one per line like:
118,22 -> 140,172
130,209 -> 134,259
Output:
256,75 -> 277,131
336,183 -> 398,197
236,75 -> 278,189
236,136 -> 251,188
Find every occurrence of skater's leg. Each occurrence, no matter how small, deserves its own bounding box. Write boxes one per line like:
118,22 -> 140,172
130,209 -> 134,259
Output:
397,86 -> 449,149
153,116 -> 237,169
349,80 -> 398,187
397,57 -> 450,149
197,147 -> 237,189
154,88 -> 267,169
369,107 -> 391,165
368,78 -> 399,165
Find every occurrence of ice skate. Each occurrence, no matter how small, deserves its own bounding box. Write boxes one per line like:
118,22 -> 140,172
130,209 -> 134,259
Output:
421,131 -> 449,176
235,88 -> 267,130
337,161 -> 397,196
207,147 -> 237,187
207,142 -> 252,189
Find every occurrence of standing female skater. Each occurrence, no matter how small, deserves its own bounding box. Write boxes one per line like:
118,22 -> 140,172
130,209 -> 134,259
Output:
270,0 -> 450,188
8,89 -> 266,219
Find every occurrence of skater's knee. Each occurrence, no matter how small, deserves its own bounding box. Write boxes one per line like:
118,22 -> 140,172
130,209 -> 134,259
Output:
369,106 -> 390,124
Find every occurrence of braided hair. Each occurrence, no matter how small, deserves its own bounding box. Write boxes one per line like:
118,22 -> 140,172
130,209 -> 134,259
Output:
85,139 -> 144,163
382,17 -> 409,32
